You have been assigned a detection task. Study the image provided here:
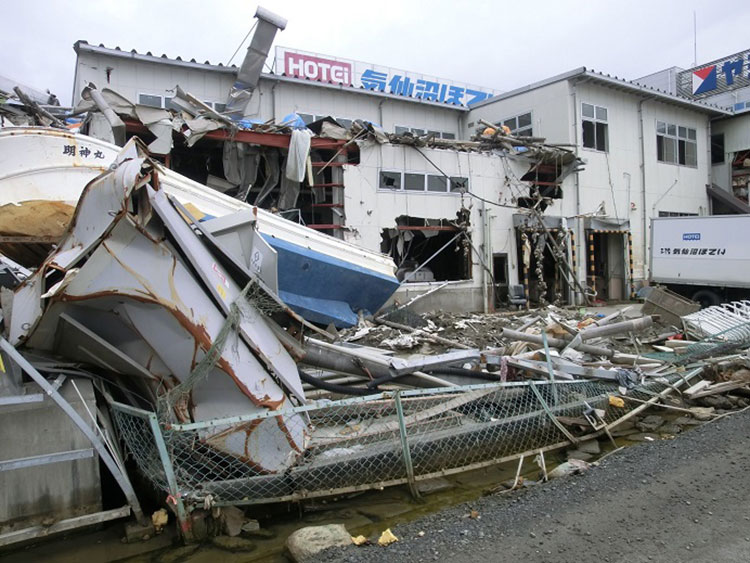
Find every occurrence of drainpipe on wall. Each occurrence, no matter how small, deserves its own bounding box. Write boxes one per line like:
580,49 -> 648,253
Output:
271,80 -> 278,122
570,81 -> 582,304
638,96 -> 653,282
481,199 -> 493,313
706,119 -> 712,215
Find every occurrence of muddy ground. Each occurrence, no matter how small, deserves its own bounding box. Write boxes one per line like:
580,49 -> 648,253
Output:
315,407 -> 750,563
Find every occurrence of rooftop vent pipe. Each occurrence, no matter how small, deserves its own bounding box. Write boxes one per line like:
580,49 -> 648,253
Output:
225,6 -> 287,118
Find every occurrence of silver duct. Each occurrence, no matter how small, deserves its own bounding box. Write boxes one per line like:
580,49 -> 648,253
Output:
225,6 -> 287,118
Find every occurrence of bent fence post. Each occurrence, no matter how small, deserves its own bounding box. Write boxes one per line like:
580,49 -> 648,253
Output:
394,391 -> 421,500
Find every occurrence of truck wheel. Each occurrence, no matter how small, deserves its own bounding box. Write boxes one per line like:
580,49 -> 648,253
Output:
691,289 -> 721,309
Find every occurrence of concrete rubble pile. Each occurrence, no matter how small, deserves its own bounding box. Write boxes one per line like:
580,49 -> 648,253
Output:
1,135 -> 749,546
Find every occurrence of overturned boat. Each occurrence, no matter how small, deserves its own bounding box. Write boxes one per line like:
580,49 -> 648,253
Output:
0,127 -> 398,327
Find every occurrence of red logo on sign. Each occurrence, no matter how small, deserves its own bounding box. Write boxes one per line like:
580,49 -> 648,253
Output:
284,52 -> 352,85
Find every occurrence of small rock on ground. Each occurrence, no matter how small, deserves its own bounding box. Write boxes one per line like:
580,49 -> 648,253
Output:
286,524 -> 351,562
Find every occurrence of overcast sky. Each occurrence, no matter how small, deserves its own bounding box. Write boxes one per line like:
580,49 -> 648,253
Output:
3,0 -> 749,105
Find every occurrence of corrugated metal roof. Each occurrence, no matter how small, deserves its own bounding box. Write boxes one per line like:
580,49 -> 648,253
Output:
73,41 -> 470,112
470,66 -> 733,116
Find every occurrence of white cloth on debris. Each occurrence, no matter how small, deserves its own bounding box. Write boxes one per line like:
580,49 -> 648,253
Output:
286,128 -> 313,182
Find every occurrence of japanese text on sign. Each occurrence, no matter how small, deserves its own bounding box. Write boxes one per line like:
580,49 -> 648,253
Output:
277,47 -> 497,107
62,145 -> 106,159
659,247 -> 727,256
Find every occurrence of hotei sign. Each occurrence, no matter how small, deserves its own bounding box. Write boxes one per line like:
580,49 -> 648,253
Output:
275,46 -> 498,107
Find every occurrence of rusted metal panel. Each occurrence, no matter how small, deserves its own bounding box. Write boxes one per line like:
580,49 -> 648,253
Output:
4,140 -> 309,473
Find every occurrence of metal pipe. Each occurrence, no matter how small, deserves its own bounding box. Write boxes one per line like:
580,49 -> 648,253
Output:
81,83 -> 125,146
578,315 -> 654,340
499,328 -> 614,357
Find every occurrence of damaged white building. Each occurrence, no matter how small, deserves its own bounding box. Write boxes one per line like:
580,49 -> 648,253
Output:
69,28 -> 746,313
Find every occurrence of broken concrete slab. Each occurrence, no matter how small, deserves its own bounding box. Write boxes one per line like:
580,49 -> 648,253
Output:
416,477 -> 454,496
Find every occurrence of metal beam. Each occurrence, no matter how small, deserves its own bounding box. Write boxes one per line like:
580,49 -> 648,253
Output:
0,506 -> 131,547
0,338 -> 146,525
0,448 -> 94,471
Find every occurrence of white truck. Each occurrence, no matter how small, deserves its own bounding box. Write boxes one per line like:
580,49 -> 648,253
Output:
650,215 -> 750,307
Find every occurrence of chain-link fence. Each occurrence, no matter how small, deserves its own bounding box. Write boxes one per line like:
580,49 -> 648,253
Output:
110,374 -> 693,514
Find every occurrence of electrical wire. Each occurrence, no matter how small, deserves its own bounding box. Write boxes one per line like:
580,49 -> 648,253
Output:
227,21 -> 258,66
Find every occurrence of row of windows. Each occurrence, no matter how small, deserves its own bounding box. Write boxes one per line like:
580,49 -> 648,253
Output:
581,103 -> 698,168
394,126 -> 456,140
138,93 -> 226,112
379,171 -> 468,193
297,113 -> 457,139
298,113 -> 354,129
495,111 -> 533,136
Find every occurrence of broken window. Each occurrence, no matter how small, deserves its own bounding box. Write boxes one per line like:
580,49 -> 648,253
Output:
382,215 -> 471,282
379,171 -> 465,194
380,171 -> 402,190
657,121 -> 697,166
582,103 -> 608,151
449,176 -> 468,192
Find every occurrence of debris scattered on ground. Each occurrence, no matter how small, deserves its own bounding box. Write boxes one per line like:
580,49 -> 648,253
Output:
377,528 -> 399,547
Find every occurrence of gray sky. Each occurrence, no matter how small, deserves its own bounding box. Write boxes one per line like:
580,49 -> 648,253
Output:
3,0 -> 750,105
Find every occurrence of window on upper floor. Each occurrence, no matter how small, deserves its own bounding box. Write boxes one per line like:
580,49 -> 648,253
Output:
142,94 -> 225,113
379,170 -> 467,193
582,103 -> 608,151
138,93 -> 163,108
394,126 -> 458,139
496,112 -> 532,137
657,121 -> 697,167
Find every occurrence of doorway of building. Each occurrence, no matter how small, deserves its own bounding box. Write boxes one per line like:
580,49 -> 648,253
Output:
492,253 -> 509,306
586,230 -> 630,302
514,227 -> 571,306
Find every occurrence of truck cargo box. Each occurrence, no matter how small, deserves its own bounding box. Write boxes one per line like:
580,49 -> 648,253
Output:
650,215 -> 750,289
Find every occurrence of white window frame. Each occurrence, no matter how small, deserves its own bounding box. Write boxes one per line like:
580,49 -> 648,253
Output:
656,120 -> 697,167
394,125 -> 458,139
496,111 -> 533,136
581,103 -> 608,152
137,93 -> 165,108
378,170 -> 466,194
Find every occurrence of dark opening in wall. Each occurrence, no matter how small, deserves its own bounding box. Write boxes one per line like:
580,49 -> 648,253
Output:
381,213 -> 472,282
516,227 -> 570,306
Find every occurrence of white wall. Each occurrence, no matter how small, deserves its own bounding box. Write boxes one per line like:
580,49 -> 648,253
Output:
269,80 -> 463,135
73,50 -> 236,107
343,142 -> 532,310
74,49 -> 465,137
572,82 -> 710,280
466,81 -> 572,143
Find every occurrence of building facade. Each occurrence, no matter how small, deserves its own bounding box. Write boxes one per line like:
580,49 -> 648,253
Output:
70,40 -> 747,312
